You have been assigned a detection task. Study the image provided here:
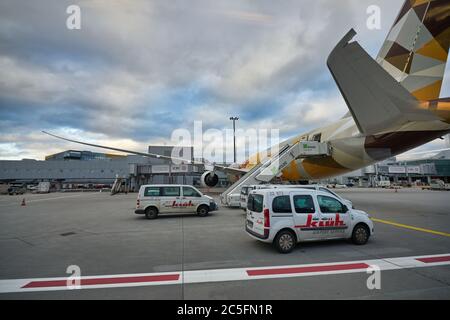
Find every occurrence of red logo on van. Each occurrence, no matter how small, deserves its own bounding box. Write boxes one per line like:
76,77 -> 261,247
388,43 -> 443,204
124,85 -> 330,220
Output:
172,201 -> 194,207
296,214 -> 347,230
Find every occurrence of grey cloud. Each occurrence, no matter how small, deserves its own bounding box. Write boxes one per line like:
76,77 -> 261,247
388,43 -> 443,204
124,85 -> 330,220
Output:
1,0 -> 422,160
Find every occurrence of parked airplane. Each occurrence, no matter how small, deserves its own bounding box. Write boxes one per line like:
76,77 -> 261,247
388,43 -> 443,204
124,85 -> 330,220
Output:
44,0 -> 450,188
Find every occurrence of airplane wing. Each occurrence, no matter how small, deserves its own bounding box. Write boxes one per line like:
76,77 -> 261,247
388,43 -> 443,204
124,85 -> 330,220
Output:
42,131 -> 248,175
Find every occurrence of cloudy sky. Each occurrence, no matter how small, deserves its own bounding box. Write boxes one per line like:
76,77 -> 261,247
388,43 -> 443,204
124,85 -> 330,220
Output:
0,0 -> 449,162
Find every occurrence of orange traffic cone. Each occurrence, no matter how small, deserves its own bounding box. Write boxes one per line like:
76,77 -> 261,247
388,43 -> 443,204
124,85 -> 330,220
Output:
21,198 -> 26,206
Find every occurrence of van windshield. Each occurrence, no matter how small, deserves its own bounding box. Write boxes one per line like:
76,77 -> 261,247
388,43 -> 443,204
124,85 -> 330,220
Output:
319,187 -> 339,198
247,194 -> 264,212
241,187 -> 249,195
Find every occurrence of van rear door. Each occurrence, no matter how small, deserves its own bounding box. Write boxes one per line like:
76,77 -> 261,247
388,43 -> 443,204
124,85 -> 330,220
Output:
140,186 -> 161,211
246,193 -> 268,239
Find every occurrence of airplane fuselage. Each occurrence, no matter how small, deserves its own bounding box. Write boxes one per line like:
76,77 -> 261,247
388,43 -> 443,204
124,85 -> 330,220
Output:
241,99 -> 450,181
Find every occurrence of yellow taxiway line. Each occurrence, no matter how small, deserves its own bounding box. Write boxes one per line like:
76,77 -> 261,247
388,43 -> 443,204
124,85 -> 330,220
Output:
371,218 -> 450,238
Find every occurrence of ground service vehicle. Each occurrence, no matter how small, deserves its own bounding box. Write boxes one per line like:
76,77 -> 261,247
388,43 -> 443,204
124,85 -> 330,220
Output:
430,180 -> 450,191
245,188 -> 373,253
376,180 -> 391,188
135,184 -> 218,219
0,184 -> 10,195
37,182 -> 50,193
7,185 -> 26,195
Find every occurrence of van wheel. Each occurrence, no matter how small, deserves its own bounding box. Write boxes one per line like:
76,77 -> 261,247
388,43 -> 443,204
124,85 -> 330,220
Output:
145,207 -> 158,220
352,224 -> 369,245
274,230 -> 296,254
197,205 -> 209,217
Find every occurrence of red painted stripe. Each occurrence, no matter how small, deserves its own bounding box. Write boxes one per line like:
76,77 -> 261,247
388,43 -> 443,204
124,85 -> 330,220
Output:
22,274 -> 180,288
247,263 -> 369,276
416,256 -> 450,263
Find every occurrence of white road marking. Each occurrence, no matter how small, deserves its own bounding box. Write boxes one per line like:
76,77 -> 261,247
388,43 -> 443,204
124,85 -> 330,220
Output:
0,253 -> 449,293
0,193 -> 100,207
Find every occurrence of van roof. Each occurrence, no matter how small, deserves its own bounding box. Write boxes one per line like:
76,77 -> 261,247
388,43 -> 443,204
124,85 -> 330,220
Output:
244,184 -> 323,188
250,188 -> 319,195
139,184 -> 196,188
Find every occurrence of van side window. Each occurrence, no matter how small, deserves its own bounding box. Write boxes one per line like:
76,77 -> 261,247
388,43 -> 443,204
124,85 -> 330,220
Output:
272,196 -> 292,213
293,195 -> 315,214
317,195 -> 345,213
162,187 -> 180,197
247,194 -> 264,213
182,187 -> 201,197
144,187 -> 160,197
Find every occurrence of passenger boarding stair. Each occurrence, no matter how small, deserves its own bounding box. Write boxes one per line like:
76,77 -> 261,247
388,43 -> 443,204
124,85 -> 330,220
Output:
111,175 -> 127,195
220,141 -> 330,206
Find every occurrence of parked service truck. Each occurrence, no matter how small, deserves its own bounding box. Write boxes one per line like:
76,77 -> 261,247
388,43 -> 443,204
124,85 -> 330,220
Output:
0,183 -> 10,195
376,180 -> 391,188
430,180 -> 450,191
37,182 -> 51,193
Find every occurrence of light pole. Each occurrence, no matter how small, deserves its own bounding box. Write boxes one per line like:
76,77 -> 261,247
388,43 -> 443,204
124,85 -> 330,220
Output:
229,116 -> 239,163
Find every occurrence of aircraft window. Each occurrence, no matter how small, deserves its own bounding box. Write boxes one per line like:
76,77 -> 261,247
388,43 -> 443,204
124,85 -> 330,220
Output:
293,195 -> 315,214
272,196 -> 292,213
312,133 -> 322,142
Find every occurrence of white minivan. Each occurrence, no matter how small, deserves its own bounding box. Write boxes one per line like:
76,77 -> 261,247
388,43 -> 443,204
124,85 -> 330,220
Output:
245,188 -> 373,253
135,185 -> 218,219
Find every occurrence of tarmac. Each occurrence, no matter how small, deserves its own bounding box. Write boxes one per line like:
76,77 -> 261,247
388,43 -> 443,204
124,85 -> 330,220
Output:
0,188 -> 449,299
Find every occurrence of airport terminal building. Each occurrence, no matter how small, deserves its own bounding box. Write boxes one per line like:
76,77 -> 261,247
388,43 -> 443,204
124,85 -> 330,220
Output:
1,146 -> 449,190
0,146 -> 229,191
329,151 -> 450,187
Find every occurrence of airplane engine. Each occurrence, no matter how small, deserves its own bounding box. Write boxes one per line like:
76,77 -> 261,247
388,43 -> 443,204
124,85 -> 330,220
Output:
200,171 -> 219,188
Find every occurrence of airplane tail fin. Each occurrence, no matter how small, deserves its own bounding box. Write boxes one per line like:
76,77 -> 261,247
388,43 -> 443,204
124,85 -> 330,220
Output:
327,29 -> 441,135
376,0 -> 450,101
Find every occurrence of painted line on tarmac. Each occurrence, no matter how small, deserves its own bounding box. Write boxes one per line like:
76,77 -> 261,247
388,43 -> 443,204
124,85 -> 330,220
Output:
0,193 -> 100,207
372,218 -> 450,237
23,274 -> 180,288
0,253 -> 449,294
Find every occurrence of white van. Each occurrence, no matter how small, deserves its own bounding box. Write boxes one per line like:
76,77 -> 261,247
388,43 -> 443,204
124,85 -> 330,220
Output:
245,188 -> 373,253
376,180 -> 391,188
240,184 -> 354,210
135,185 -> 218,219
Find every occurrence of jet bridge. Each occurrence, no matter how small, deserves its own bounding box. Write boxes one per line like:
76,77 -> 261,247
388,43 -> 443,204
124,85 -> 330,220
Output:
220,141 -> 331,206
